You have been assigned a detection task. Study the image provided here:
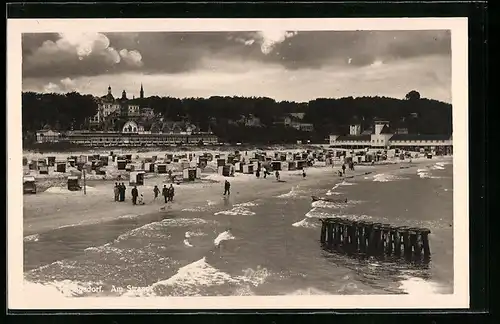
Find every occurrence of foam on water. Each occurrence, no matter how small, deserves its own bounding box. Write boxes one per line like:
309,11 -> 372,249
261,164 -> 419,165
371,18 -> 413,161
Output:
182,206 -> 208,212
398,276 -> 445,295
24,234 -> 40,242
214,230 -> 235,247
207,200 -> 217,206
118,214 -> 139,220
24,279 -> 104,298
311,200 -> 345,209
292,218 -> 319,229
339,180 -> 355,186
214,206 -> 256,216
122,257 -> 257,297
305,208 -> 374,222
185,230 -> 206,238
183,239 -> 193,247
234,201 -> 259,207
276,186 -> 302,198
285,286 -> 331,295
372,173 -> 408,182
325,190 -> 342,196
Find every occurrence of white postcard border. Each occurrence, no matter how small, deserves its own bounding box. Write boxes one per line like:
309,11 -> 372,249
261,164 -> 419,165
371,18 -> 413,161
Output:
7,17 -> 469,310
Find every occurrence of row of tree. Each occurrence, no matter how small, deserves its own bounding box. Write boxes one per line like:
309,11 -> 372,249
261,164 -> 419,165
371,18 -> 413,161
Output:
22,90 -> 452,144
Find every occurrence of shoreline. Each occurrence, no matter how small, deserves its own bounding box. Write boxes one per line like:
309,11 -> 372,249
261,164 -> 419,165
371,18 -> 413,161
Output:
23,156 -> 449,236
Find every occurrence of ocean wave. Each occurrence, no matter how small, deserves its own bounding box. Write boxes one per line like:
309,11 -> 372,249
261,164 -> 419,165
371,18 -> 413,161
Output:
305,208 -> 374,222
292,218 -> 319,229
23,279 -> 104,298
181,206 -> 207,212
285,286 -> 331,295
185,230 -> 206,238
311,200 -> 345,209
398,276 -> 445,295
372,173 -> 408,182
417,170 -> 441,179
339,180 -> 355,186
214,230 -> 235,247
234,201 -> 259,207
24,234 -> 40,242
118,214 -> 139,220
121,256 -> 271,297
325,190 -> 342,196
276,186 -> 302,198
214,206 -> 255,216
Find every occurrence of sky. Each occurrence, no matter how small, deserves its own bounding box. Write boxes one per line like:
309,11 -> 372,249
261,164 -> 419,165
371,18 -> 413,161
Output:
22,30 -> 452,103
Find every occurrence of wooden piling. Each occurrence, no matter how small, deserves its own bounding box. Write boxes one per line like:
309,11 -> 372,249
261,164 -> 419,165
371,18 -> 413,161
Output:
327,221 -> 334,247
399,227 -> 411,258
411,228 -> 423,259
371,223 -> 383,256
387,226 -> 396,255
334,220 -> 342,246
420,228 -> 431,259
346,220 -> 357,251
357,221 -> 366,253
320,220 -> 327,244
409,228 -> 419,260
381,224 -> 391,255
394,227 -> 402,256
364,222 -> 374,254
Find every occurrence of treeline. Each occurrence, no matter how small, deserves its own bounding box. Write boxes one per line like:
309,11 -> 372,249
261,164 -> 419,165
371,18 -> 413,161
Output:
22,91 -> 452,143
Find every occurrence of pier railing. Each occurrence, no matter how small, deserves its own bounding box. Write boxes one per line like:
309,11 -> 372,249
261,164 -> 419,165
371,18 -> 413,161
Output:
320,218 -> 431,263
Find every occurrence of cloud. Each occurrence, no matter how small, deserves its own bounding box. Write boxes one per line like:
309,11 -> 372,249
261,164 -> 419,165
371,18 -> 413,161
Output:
119,49 -> 143,67
24,54 -> 451,103
22,31 -> 451,102
23,32 -> 142,78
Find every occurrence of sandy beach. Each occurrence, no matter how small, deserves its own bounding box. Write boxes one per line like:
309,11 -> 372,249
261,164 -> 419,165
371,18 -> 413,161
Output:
23,148 -> 444,236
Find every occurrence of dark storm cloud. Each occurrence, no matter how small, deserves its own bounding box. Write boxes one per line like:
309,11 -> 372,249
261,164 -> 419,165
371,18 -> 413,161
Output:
22,30 -> 451,79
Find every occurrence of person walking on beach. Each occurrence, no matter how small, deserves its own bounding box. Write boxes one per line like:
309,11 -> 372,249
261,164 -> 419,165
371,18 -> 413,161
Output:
302,169 -> 306,178
263,169 -> 267,178
153,185 -> 160,200
223,180 -> 231,196
256,169 -> 260,178
341,164 -> 346,175
168,184 -> 175,202
138,194 -> 145,205
168,169 -> 173,182
275,170 -> 280,181
162,185 -> 168,203
131,186 -> 139,205
114,183 -> 119,201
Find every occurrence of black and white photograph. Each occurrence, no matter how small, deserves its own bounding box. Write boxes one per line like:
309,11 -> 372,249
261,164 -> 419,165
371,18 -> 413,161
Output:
8,18 -> 469,309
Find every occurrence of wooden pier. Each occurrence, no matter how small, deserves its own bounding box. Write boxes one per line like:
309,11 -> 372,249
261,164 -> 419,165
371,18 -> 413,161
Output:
320,218 -> 431,263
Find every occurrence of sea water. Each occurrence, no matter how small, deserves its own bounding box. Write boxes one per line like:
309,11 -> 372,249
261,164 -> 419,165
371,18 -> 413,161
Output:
24,162 -> 453,297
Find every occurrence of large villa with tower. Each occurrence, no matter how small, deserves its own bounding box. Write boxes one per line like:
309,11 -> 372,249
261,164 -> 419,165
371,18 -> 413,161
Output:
44,84 -> 219,147
329,119 -> 453,154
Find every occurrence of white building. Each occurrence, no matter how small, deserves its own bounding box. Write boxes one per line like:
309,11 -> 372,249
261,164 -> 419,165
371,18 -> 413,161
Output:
36,129 -> 61,143
329,120 -> 452,153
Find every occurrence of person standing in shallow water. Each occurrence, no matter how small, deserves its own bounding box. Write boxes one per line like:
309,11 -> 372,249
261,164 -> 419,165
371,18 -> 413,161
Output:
341,163 -> 346,175
153,185 -> 160,200
223,180 -> 231,196
162,185 -> 168,203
